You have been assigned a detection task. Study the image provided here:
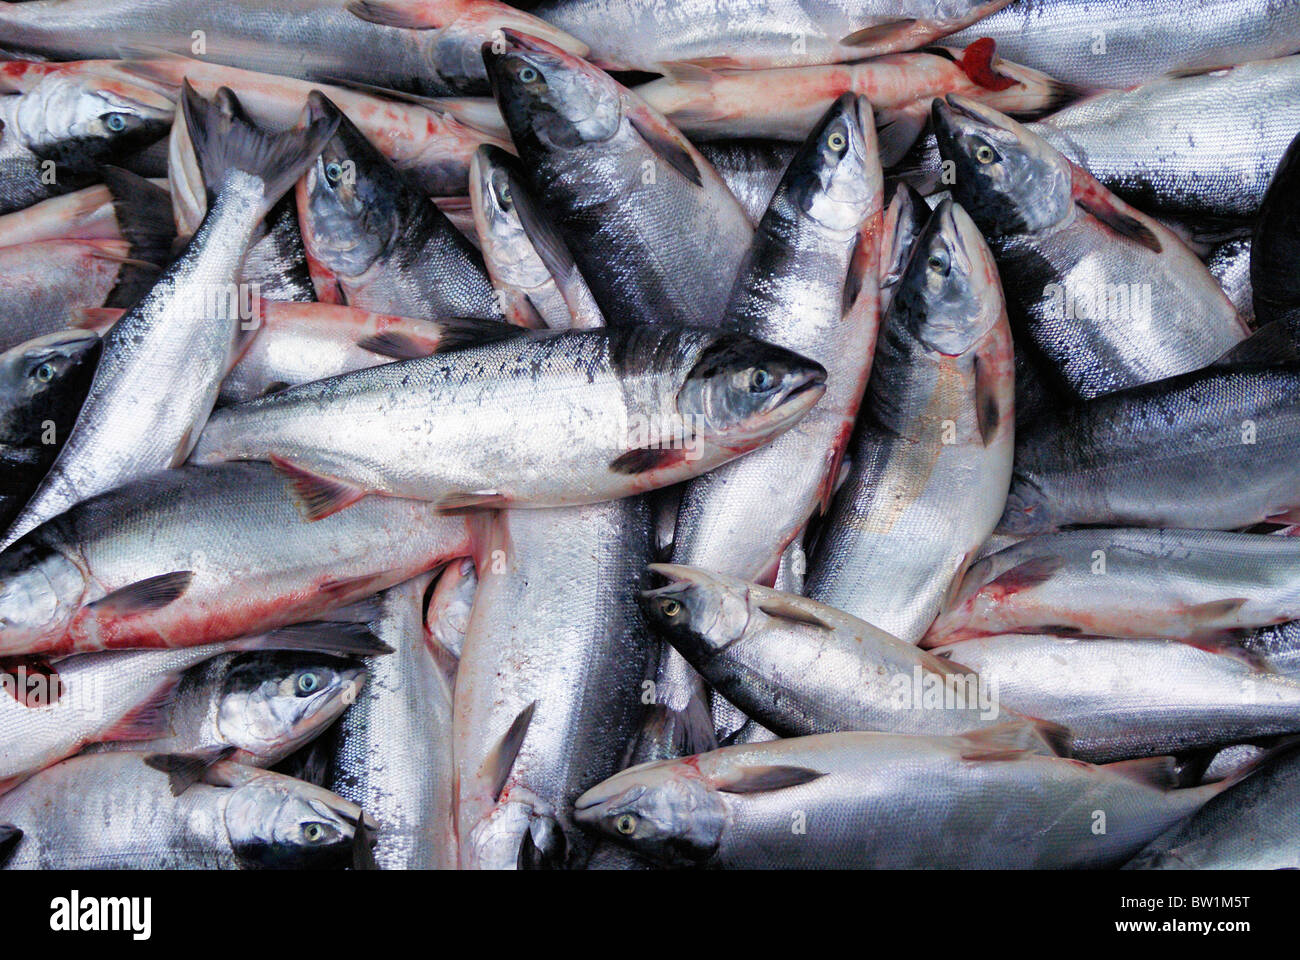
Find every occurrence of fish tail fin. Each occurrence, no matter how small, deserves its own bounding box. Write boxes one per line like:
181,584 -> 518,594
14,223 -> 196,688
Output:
181,80 -> 339,216
99,166 -> 176,308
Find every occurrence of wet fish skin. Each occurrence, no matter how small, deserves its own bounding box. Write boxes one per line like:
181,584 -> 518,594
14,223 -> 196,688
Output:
1,84 -> 339,550
1253,125 -> 1300,330
0,460 -> 470,657
696,139 -> 796,223
298,92 -> 502,321
192,325 -> 827,514
932,95 -> 1246,401
483,31 -> 755,331
574,729 -> 1233,869
944,0 -> 1300,89
1207,236 -> 1254,328
0,752 -> 372,869
999,365 -> 1300,535
930,633 -> 1300,763
0,330 -> 100,531
804,198 -> 1014,643
928,529 -> 1300,644
0,65 -> 172,213
671,93 -> 882,585
641,564 -> 1017,739
533,0 -> 1013,73
329,574 -> 458,869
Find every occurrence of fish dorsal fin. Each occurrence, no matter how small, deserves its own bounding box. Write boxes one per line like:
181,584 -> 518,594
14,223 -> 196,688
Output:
480,701 -> 537,803
1105,755 -> 1179,790
144,746 -> 238,796
714,765 -> 826,794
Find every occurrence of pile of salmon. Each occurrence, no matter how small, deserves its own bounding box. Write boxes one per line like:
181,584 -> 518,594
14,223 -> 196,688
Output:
0,0 -> 1298,870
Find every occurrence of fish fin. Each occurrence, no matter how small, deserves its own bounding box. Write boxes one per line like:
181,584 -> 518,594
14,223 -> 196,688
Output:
344,0 -> 445,29
628,113 -> 703,187
638,700 -> 719,759
73,306 -> 124,333
0,657 -> 63,707
424,634 -> 460,688
1186,598 -> 1249,623
1074,192 -> 1162,253
1166,63 -> 1238,80
657,55 -> 747,72
356,330 -> 441,361
517,814 -> 567,870
145,745 -> 238,796
986,555 -> 1064,594
435,490 -> 509,512
610,446 -> 688,475
270,455 -> 369,521
317,572 -> 392,602
99,165 -> 176,268
841,18 -> 917,47
238,620 -> 394,657
1105,755 -> 1180,790
874,105 -> 928,168
512,180 -> 580,287
480,701 -> 537,803
181,80 -> 339,214
1212,321 -> 1300,367
757,598 -> 835,632
430,317 -> 527,353
957,720 -> 1063,761
972,352 -> 1002,447
1004,716 -> 1074,758
86,571 -> 194,617
101,677 -> 182,742
958,37 -> 1018,92
714,765 -> 825,794
1179,634 -> 1275,673
0,825 -> 20,866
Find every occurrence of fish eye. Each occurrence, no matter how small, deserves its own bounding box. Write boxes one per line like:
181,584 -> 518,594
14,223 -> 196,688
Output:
32,362 -> 55,383
103,113 -> 128,133
499,182 -> 513,205
927,251 -> 950,273
303,822 -> 330,843
324,161 -> 344,184
974,144 -> 996,164
295,671 -> 322,695
615,813 -> 637,835
826,130 -> 847,152
749,367 -> 774,392
659,597 -> 681,618
518,65 -> 540,83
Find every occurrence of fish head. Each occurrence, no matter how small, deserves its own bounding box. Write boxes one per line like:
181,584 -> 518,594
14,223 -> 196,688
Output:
221,764 -> 378,870
574,760 -> 727,866
0,538 -> 85,652
482,31 -> 621,153
881,182 -> 931,304
930,95 -> 1072,236
784,94 -> 876,233
215,652 -> 367,764
892,197 -> 1003,356
677,333 -> 827,450
7,72 -> 173,176
297,92 -> 404,281
639,563 -> 751,659
0,330 -> 102,444
470,144 -> 549,289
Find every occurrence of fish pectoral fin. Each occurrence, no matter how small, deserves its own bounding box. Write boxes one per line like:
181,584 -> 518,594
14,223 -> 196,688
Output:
270,455 -> 369,521
101,677 -> 183,742
840,18 -> 917,47
244,620 -> 394,657
972,352 -> 1003,447
144,746 -> 238,797
628,113 -> 704,187
435,490 -> 509,512
86,570 -> 194,617
480,701 -> 537,804
513,184 -> 580,285
345,0 -> 443,29
0,657 -> 63,707
714,765 -> 825,795
610,446 -> 688,475
957,720 -> 1067,762
1185,597 -> 1249,623
1074,194 -> 1162,253
1105,755 -> 1180,790
757,598 -> 835,632
0,825 -> 20,868
356,331 -> 441,361
986,555 -> 1065,594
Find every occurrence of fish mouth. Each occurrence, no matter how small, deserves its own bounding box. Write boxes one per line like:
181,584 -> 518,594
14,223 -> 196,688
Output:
574,780 -> 644,815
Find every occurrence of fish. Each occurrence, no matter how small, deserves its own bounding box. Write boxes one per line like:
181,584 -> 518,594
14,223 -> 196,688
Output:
635,42 -> 1074,143
999,364 -> 1300,534
0,752 -> 374,869
944,0 -> 1300,89
425,556 -> 476,660
670,93 -> 882,585
804,197 -> 1014,644
930,634 -> 1300,762
1207,236 -> 1254,328
1,84 -> 339,550
574,726 -> 1242,868
1126,743 -> 1300,869
932,95 -> 1247,401
927,529 -> 1300,645
0,0 -> 587,97
469,144 -> 601,330
483,31 -> 755,330
0,167 -> 173,352
640,564 -> 1059,741
191,325 -> 827,520
296,92 -> 502,320
1,621 -> 384,794
0,61 -> 172,213
1252,125 -> 1300,331
0,329 -> 100,532
0,459 -> 470,658
327,574 -> 458,869
531,0 -> 1014,73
